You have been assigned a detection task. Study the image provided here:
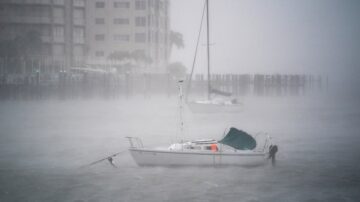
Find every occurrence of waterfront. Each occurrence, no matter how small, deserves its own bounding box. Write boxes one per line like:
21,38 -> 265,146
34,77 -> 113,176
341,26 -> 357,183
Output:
0,93 -> 359,201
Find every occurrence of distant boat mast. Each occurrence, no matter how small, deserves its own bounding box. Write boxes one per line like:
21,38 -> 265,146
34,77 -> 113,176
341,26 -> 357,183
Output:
178,80 -> 184,142
206,0 -> 211,100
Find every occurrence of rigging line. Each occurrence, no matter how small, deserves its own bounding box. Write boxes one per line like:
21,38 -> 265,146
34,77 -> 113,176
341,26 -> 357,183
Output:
185,0 -> 207,101
206,0 -> 211,100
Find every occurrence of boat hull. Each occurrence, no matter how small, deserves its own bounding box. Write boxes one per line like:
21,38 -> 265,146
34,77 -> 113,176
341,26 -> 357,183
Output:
129,148 -> 268,167
187,101 -> 242,113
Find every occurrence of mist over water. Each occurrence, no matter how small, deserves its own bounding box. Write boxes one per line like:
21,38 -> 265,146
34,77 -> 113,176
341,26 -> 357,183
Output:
1,90 -> 360,201
1,0 -> 360,201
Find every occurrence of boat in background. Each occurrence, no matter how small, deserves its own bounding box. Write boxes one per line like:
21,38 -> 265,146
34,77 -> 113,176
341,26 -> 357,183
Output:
187,98 -> 242,113
186,0 -> 242,113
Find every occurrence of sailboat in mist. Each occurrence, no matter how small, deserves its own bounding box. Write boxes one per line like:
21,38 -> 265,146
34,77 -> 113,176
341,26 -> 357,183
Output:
186,0 -> 242,113
83,81 -> 276,167
125,1 -> 275,167
125,80 -> 274,167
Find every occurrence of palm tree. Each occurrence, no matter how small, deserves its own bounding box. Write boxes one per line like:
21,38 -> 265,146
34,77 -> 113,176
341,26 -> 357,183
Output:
167,31 -> 186,78
107,51 -> 131,73
108,50 -> 153,73
167,62 -> 186,79
169,30 -> 184,49
131,50 -> 152,64
108,50 -> 152,64
169,30 -> 184,58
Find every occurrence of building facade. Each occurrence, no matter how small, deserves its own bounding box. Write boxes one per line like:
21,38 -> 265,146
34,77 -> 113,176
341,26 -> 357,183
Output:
0,0 -> 86,74
86,0 -> 170,73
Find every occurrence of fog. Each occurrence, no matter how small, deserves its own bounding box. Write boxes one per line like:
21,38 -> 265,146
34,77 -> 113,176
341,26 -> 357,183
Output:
1,94 -> 360,201
1,0 -> 360,201
171,0 -> 360,85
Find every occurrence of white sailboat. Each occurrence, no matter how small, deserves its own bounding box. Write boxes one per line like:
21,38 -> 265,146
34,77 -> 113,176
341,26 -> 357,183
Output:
187,0 -> 242,113
126,81 -> 275,167
127,135 -> 271,167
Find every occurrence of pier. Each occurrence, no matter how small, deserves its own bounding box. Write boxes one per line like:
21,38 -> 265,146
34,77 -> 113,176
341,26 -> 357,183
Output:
0,72 -> 325,100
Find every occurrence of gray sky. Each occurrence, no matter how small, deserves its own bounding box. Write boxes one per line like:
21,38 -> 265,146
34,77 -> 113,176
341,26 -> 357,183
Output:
170,0 -> 360,82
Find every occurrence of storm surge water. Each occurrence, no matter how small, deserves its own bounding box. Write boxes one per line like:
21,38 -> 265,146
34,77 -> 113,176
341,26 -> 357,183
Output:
0,93 -> 359,201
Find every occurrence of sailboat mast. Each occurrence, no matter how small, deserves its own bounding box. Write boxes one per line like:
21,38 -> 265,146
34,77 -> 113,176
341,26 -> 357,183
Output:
178,80 -> 184,142
206,0 -> 211,100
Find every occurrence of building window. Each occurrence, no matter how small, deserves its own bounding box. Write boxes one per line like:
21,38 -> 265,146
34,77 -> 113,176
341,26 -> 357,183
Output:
74,0 -> 85,7
73,27 -> 84,43
0,5 -> 5,14
135,0 -> 146,10
113,34 -> 130,41
53,26 -> 64,36
29,7 -> 51,18
159,1 -> 164,10
54,0 -> 65,5
135,33 -> 146,43
73,9 -> 84,25
114,1 -> 130,8
53,44 -> 65,56
135,17 -> 146,27
95,18 -> 105,24
95,51 -> 105,57
40,26 -> 51,36
95,34 -> 105,41
41,44 -> 51,56
53,26 -> 64,42
114,18 -> 129,25
53,8 -> 64,18
95,2 -> 105,8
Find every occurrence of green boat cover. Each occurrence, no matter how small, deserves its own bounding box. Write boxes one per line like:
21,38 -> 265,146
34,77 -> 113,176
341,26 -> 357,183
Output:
218,127 -> 256,150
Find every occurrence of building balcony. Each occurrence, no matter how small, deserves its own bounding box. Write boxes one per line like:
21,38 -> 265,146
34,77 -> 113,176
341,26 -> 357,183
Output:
73,18 -> 85,26
0,15 -> 52,24
53,0 -> 65,6
40,35 -> 51,43
1,0 -> 53,6
53,17 -> 64,25
53,36 -> 64,43
73,37 -> 84,44
73,0 -> 85,8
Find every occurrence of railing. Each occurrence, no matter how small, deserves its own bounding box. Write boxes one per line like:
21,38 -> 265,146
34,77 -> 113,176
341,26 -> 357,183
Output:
73,0 -> 85,7
2,0 -> 52,5
0,16 -> 51,24
262,135 -> 272,153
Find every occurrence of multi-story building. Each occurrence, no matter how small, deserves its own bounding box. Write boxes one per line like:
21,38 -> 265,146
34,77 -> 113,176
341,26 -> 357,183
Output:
86,0 -> 170,73
0,0 -> 86,74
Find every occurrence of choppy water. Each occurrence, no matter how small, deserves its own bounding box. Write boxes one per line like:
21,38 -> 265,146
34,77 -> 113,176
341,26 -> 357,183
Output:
1,94 -> 360,202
